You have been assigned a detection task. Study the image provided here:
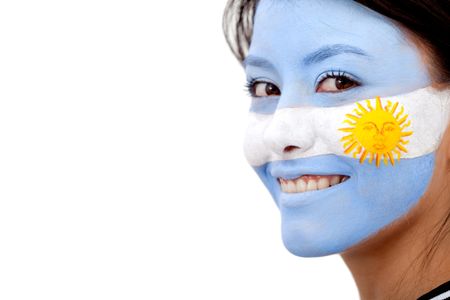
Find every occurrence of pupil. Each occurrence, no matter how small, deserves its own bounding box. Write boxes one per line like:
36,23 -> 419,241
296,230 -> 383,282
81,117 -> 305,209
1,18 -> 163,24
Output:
336,76 -> 353,90
265,83 -> 279,95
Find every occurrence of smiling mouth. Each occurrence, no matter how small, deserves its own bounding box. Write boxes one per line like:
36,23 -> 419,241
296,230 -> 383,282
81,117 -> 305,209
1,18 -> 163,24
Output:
373,144 -> 386,150
278,175 -> 350,194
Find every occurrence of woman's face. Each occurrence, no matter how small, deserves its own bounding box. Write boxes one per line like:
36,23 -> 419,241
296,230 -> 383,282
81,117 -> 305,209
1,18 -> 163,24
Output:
244,0 -> 450,257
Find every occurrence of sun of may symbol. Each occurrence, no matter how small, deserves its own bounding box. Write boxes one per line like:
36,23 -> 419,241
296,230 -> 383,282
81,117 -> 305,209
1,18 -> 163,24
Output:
339,97 -> 413,167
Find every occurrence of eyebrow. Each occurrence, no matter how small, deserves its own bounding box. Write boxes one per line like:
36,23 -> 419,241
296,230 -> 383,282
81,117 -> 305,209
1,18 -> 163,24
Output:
243,55 -> 276,70
303,44 -> 369,66
243,44 -> 369,69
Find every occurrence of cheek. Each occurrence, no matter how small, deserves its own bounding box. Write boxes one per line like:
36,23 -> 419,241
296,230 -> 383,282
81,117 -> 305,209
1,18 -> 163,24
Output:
346,153 -> 436,245
355,155 -> 434,203
243,113 -> 273,167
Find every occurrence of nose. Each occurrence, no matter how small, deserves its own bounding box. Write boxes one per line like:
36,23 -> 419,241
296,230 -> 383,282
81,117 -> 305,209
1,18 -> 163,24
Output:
374,130 -> 385,139
263,108 -> 315,157
283,145 -> 301,152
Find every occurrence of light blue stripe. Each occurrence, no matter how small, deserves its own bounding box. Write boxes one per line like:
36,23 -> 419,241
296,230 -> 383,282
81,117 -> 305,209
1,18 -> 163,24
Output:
253,153 -> 434,257
247,0 -> 431,114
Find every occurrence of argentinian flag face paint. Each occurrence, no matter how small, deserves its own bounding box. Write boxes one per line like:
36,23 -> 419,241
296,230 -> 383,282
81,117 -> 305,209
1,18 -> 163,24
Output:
245,0 -> 450,257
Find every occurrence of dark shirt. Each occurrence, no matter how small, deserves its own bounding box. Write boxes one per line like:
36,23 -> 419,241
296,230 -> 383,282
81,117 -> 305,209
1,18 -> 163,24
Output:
418,280 -> 450,300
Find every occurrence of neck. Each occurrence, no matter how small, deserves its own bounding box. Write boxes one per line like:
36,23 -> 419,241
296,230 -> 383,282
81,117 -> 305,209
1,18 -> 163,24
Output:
341,184 -> 450,299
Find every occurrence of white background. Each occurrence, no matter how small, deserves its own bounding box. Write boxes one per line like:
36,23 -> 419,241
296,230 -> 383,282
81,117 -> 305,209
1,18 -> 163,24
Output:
0,1 -> 358,299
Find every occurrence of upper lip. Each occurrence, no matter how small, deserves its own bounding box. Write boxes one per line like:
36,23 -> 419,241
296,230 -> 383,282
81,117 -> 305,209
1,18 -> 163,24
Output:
269,166 -> 351,181
276,174 -> 349,181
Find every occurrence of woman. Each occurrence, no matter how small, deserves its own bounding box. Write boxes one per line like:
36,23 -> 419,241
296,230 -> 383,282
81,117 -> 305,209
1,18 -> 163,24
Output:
223,0 -> 450,299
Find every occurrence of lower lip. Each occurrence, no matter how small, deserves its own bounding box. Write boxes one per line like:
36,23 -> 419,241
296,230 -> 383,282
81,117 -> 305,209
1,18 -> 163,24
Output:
278,178 -> 351,208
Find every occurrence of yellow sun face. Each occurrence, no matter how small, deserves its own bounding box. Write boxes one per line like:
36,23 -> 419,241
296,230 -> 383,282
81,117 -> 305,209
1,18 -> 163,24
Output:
339,97 -> 413,167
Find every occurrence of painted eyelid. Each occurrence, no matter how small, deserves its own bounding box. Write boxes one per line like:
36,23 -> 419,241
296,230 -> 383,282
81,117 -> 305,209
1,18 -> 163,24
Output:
246,76 -> 279,85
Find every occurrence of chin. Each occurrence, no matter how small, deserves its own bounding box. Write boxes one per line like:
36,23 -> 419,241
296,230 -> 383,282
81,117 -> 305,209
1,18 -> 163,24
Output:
280,216 -> 357,257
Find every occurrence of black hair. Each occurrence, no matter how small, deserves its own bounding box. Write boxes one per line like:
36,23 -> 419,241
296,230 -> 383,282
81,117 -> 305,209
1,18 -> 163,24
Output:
222,0 -> 450,292
222,0 -> 450,82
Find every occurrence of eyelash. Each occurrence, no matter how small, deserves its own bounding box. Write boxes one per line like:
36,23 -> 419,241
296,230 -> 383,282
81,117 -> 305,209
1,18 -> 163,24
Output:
244,77 -> 277,97
244,78 -> 255,96
245,70 -> 360,97
315,70 -> 360,88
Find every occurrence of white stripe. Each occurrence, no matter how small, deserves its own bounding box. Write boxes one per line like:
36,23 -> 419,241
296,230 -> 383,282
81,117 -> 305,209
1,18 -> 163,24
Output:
244,87 -> 450,167
430,290 -> 450,300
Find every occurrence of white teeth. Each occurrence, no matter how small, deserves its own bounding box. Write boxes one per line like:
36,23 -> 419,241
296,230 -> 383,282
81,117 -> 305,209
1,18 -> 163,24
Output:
280,179 -> 287,191
279,175 -> 350,194
287,180 -> 296,193
330,175 -> 340,186
296,179 -> 307,193
317,177 -> 330,190
306,180 -> 318,191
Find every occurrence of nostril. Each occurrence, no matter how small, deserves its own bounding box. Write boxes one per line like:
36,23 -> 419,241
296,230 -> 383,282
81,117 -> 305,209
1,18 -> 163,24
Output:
283,145 -> 301,153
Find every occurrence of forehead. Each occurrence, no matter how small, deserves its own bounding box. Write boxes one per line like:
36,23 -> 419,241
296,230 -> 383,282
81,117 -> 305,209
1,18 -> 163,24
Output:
250,0 -> 407,64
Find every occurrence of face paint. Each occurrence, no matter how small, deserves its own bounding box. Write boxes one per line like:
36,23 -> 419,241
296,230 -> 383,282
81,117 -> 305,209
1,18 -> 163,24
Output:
340,97 -> 412,167
244,0 -> 450,257
246,87 -> 450,166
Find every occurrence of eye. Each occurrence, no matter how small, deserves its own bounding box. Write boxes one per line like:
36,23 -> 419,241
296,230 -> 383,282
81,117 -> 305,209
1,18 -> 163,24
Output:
363,124 -> 375,131
246,80 -> 281,98
316,71 -> 360,93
